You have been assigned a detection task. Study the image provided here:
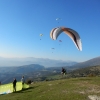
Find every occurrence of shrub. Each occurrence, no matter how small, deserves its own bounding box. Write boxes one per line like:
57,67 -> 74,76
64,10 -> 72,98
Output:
26,79 -> 32,84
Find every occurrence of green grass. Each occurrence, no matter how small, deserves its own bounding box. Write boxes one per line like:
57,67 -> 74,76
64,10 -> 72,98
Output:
0,77 -> 100,100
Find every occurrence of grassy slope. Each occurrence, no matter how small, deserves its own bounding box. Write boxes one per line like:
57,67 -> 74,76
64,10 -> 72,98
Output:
0,77 -> 100,100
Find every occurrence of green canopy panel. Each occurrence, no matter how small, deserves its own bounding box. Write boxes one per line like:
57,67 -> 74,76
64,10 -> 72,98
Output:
0,82 -> 29,95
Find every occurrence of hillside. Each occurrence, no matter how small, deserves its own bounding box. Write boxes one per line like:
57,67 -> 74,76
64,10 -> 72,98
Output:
0,64 -> 61,84
68,65 -> 100,78
0,64 -> 45,84
0,77 -> 100,100
70,56 -> 100,70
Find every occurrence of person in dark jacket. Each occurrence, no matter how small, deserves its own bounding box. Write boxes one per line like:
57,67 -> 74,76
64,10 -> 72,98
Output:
13,78 -> 17,92
61,67 -> 66,76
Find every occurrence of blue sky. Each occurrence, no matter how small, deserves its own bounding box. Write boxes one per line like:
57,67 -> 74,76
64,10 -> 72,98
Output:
0,0 -> 100,62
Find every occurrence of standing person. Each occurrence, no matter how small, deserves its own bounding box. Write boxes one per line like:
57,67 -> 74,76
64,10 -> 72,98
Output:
21,76 -> 25,90
13,78 -> 17,92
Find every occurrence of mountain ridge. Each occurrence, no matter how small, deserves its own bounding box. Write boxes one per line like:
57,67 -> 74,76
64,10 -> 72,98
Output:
70,56 -> 100,69
0,57 -> 77,67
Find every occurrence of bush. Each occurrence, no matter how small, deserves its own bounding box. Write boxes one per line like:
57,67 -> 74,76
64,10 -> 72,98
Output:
26,79 -> 32,84
87,73 -> 96,77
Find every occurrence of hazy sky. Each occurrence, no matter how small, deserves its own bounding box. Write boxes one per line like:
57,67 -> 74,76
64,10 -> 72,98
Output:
0,0 -> 100,62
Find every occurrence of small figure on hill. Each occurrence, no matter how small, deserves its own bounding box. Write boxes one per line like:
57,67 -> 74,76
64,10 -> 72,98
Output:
13,78 -> 17,92
61,67 -> 66,76
21,76 -> 25,90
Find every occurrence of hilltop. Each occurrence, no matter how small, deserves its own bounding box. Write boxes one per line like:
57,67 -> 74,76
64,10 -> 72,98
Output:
0,77 -> 100,100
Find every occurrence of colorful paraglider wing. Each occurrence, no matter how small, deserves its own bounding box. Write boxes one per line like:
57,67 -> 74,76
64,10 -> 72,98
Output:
50,27 -> 82,51
56,18 -> 59,20
52,27 -> 63,40
56,18 -> 62,20
40,34 -> 43,36
39,34 -> 43,40
56,18 -> 59,21
66,28 -> 82,51
59,40 -> 62,42
50,28 -> 57,40
51,48 -> 55,53
56,18 -> 62,23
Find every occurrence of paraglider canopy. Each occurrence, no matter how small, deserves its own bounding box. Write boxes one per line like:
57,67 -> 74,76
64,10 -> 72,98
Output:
59,40 -> 62,42
56,18 -> 62,21
56,18 -> 62,23
40,34 -> 43,36
51,48 -> 55,53
39,34 -> 43,40
50,27 -> 82,51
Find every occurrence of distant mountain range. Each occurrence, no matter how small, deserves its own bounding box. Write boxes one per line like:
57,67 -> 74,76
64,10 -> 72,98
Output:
69,56 -> 100,70
0,57 -> 77,67
0,56 -> 100,84
0,56 -> 100,74
0,56 -> 100,69
0,64 -> 45,74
